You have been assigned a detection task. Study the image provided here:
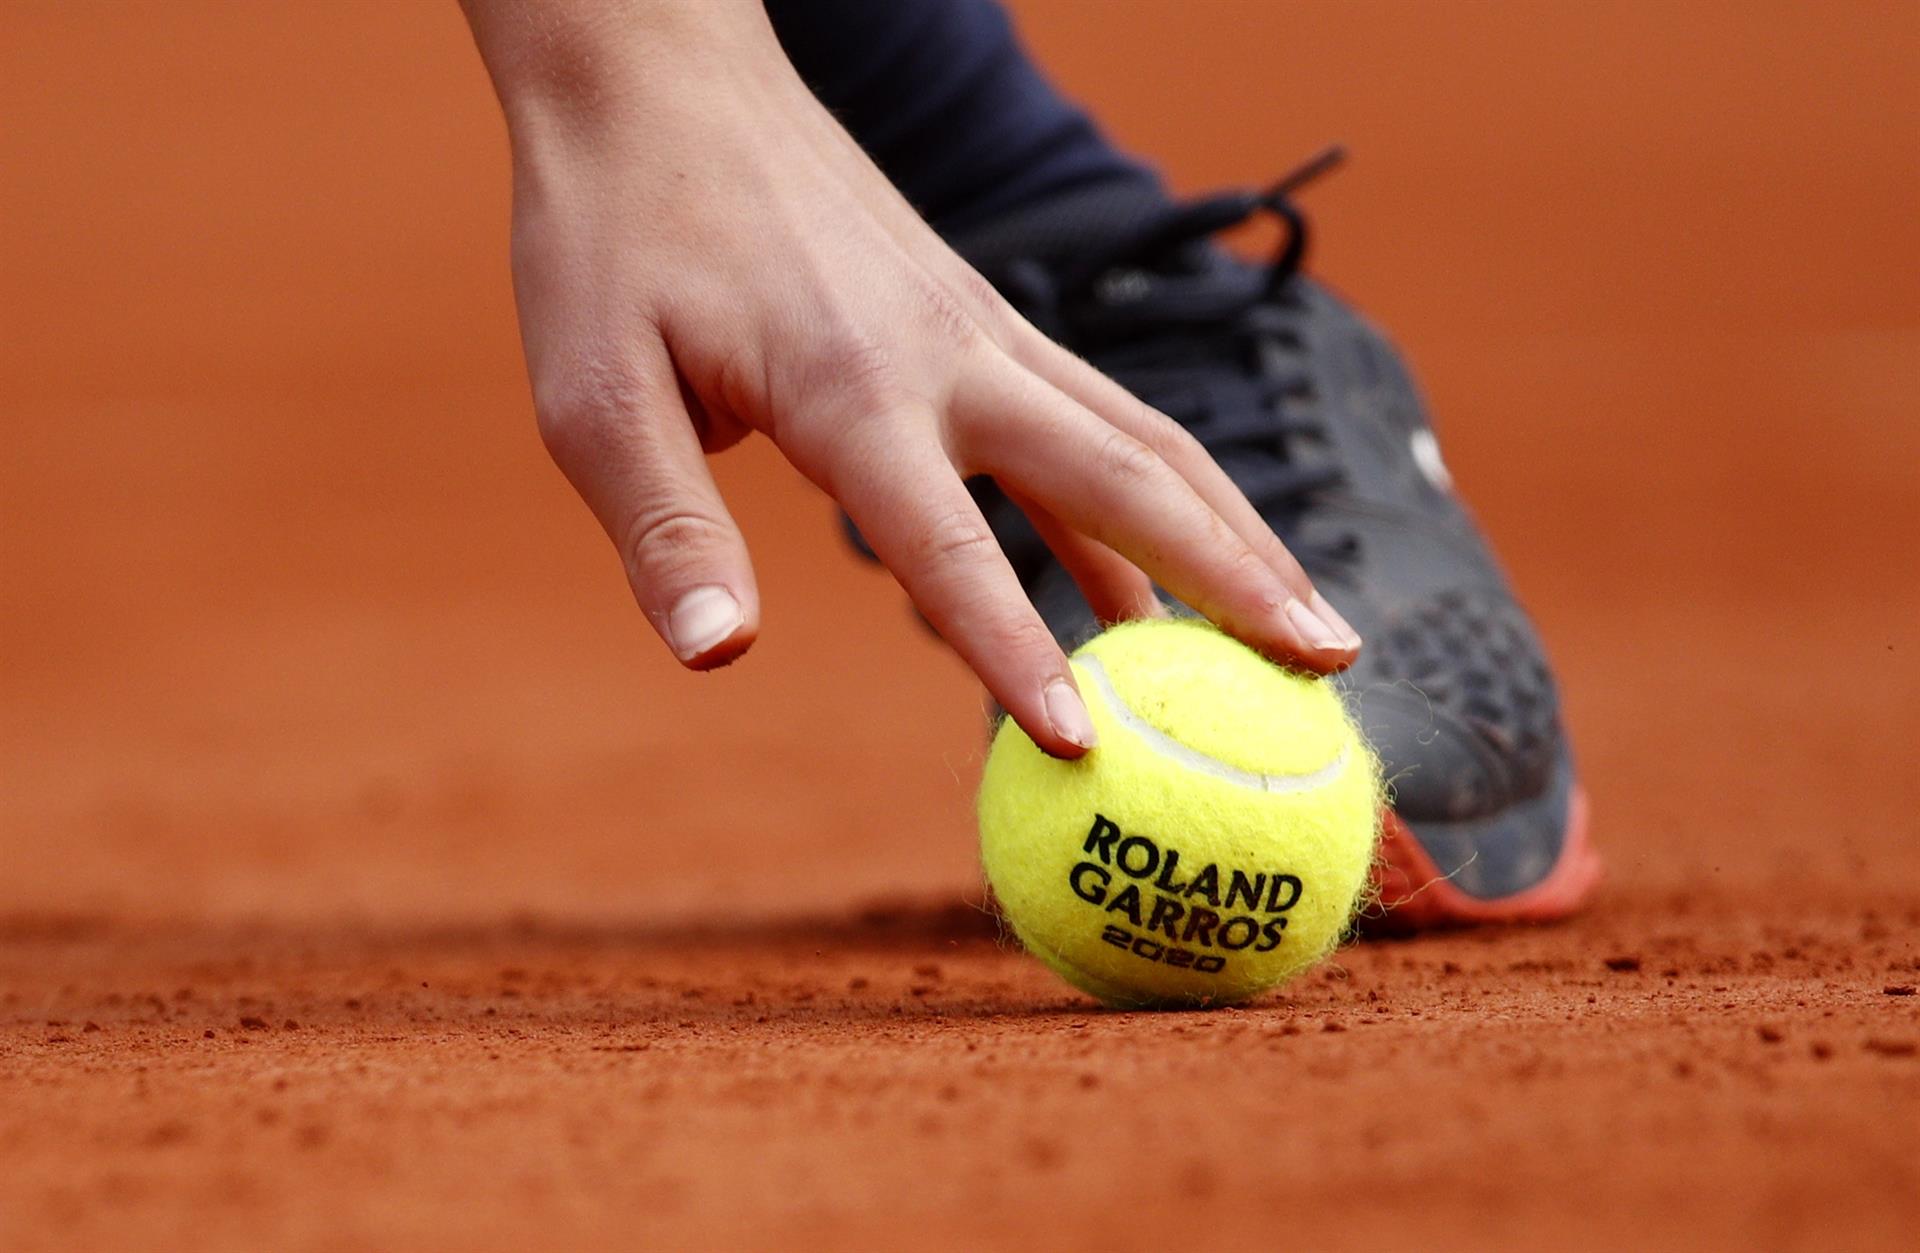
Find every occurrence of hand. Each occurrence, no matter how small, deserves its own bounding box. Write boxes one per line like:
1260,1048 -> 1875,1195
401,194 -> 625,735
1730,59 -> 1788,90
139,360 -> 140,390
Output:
461,0 -> 1362,758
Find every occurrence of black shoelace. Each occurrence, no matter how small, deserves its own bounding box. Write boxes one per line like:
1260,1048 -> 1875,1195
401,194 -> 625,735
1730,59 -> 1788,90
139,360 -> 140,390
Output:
1001,147 -> 1360,571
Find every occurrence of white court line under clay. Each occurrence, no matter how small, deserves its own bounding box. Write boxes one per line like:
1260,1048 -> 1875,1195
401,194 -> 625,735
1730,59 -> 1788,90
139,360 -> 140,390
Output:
1075,655 -> 1350,794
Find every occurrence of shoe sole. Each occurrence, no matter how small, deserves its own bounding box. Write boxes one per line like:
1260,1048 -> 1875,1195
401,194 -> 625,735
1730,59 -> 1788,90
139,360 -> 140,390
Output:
1366,785 -> 1600,932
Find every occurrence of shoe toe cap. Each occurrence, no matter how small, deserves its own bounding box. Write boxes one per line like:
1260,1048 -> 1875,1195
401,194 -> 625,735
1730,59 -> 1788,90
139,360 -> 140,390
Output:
1345,588 -> 1564,822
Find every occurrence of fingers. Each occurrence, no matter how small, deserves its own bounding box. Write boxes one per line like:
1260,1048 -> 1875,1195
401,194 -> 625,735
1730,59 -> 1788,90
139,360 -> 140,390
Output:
1004,488 -> 1167,626
956,365 -> 1360,673
831,422 -> 1097,759
1011,339 -> 1364,662
533,341 -> 760,669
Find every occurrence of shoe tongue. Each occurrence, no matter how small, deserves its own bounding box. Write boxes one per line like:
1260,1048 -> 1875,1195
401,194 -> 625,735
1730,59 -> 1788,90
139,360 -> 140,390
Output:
946,176 -> 1175,271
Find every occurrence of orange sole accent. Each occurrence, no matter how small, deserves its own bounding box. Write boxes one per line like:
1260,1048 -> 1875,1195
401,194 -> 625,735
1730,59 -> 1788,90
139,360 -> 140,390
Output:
1368,788 -> 1600,931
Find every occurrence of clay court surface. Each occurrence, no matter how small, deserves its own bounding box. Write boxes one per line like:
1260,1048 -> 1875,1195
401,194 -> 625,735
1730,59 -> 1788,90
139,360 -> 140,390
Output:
3,3 -> 1917,1249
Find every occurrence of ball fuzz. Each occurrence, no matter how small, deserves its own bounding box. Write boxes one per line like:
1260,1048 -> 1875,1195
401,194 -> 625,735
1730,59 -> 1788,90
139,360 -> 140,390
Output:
979,618 -> 1382,1009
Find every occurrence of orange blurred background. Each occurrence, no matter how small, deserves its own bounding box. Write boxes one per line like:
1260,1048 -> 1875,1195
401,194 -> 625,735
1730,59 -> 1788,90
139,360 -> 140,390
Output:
3,1 -> 1915,923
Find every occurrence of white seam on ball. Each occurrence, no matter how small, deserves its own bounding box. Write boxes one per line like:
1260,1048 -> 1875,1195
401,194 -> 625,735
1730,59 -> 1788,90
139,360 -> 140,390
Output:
1076,655 -> 1349,793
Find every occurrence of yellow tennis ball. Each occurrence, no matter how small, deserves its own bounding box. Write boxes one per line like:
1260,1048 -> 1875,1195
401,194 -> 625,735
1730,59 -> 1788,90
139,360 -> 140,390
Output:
979,617 -> 1382,1009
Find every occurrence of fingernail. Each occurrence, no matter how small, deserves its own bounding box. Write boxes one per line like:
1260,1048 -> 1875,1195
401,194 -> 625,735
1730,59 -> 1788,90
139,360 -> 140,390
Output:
667,585 -> 743,661
1309,591 -> 1363,651
1044,679 -> 1098,750
1285,597 -> 1348,653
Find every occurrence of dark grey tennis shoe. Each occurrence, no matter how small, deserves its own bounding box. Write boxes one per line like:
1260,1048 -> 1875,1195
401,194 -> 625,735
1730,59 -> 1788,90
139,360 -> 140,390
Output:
935,155 -> 1599,927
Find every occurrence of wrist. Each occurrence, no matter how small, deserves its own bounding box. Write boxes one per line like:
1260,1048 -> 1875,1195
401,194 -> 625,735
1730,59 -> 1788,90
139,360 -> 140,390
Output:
459,0 -> 782,140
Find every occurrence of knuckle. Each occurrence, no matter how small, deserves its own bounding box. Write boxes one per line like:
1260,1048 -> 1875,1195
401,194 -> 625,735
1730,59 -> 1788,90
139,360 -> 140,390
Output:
531,357 -> 656,462
1227,544 -> 1293,607
621,508 -> 733,579
914,276 -> 983,351
1141,410 -> 1187,455
814,333 -> 901,410
1223,512 -> 1305,585
951,264 -> 1002,317
531,394 -> 597,465
1130,401 -> 1199,460
951,267 -> 1015,346
905,508 -> 999,573
1094,428 -> 1167,491
994,611 -> 1059,662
